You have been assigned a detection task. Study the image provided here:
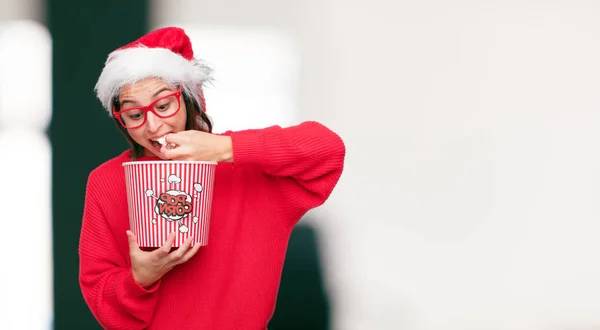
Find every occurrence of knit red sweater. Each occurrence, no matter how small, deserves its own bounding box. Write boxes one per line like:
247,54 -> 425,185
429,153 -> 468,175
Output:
78,121 -> 345,330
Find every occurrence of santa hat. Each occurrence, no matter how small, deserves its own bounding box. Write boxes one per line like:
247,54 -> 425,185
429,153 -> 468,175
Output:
94,27 -> 213,116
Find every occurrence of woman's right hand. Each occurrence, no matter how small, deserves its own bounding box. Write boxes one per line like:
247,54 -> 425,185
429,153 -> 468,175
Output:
126,230 -> 201,288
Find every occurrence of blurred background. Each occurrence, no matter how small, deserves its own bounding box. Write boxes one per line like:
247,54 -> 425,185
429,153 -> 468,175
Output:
2,0 -> 600,329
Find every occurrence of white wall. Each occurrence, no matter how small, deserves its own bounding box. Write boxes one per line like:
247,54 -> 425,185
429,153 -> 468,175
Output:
152,1 -> 600,329
0,18 -> 53,330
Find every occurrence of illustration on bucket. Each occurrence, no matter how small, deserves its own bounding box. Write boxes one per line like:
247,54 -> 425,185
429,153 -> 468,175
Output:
145,174 -> 204,233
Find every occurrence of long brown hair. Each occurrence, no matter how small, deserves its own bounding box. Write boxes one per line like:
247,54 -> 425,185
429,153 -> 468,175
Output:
112,89 -> 213,160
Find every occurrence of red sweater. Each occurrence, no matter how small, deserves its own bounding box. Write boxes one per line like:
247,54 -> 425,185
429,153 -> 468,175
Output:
78,121 -> 345,330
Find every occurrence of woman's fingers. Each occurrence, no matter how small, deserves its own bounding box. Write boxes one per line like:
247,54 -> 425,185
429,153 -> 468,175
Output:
168,236 -> 194,263
126,230 -> 141,254
128,232 -> 201,287
179,241 -> 202,263
160,144 -> 194,160
164,131 -> 192,146
157,231 -> 177,256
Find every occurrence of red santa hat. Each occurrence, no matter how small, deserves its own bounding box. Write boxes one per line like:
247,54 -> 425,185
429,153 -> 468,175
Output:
94,27 -> 213,116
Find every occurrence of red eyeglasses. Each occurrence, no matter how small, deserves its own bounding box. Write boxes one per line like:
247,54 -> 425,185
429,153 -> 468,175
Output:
113,86 -> 183,129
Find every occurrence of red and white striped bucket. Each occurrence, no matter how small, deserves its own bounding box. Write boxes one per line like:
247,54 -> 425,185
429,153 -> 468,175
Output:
123,160 -> 216,248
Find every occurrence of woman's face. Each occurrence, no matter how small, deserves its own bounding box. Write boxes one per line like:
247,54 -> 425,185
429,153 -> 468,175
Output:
118,78 -> 187,158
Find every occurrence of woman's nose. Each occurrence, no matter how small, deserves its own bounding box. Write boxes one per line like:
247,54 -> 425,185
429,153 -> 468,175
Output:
145,112 -> 162,133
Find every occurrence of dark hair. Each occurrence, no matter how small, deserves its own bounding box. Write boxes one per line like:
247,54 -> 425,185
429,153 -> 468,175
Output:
112,89 -> 213,160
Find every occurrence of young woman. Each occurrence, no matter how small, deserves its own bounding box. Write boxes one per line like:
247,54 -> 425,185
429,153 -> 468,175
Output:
79,26 -> 345,330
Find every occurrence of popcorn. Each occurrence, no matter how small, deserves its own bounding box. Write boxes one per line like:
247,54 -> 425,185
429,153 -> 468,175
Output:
153,134 -> 176,149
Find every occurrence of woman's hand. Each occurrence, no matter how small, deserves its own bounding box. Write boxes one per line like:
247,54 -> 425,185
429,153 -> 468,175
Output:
161,131 -> 233,162
127,230 -> 201,288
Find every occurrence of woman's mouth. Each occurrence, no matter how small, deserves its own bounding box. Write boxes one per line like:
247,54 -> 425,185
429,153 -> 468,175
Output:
150,140 -> 162,150
150,135 -> 168,151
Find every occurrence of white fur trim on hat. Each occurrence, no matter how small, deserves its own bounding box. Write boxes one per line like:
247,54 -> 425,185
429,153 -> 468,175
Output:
94,46 -> 213,116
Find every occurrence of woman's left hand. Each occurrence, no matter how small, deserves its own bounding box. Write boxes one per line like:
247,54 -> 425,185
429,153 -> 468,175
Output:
160,130 -> 233,162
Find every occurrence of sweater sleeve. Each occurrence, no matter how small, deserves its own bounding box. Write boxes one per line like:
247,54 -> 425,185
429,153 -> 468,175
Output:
229,121 -> 345,227
79,171 -> 160,329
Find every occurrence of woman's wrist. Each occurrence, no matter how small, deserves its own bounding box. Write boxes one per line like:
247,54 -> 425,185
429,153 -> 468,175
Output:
218,136 -> 233,163
132,267 -> 158,289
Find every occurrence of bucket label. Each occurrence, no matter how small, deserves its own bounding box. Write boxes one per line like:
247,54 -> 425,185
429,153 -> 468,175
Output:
144,173 -> 204,233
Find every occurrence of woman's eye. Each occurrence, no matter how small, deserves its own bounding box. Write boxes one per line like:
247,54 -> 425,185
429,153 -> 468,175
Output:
157,102 -> 170,111
128,113 -> 143,120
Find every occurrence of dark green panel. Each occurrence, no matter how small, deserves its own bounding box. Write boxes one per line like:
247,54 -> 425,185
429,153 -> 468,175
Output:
270,223 -> 331,330
47,1 -> 147,329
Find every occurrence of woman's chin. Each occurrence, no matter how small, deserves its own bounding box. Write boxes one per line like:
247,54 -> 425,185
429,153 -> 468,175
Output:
142,147 -> 168,159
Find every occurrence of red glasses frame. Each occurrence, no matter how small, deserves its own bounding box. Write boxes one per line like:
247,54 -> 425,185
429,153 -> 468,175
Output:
113,86 -> 183,129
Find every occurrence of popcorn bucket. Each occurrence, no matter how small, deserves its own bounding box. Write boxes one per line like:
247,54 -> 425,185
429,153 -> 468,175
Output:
123,161 -> 216,248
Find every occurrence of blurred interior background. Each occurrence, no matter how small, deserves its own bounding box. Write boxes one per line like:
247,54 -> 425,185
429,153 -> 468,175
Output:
2,0 -> 600,329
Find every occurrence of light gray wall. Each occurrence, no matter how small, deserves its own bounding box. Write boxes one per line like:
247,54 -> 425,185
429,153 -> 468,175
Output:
0,0 -> 42,22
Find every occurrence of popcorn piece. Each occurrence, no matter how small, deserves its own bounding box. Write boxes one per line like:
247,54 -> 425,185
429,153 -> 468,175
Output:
157,135 -> 167,146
